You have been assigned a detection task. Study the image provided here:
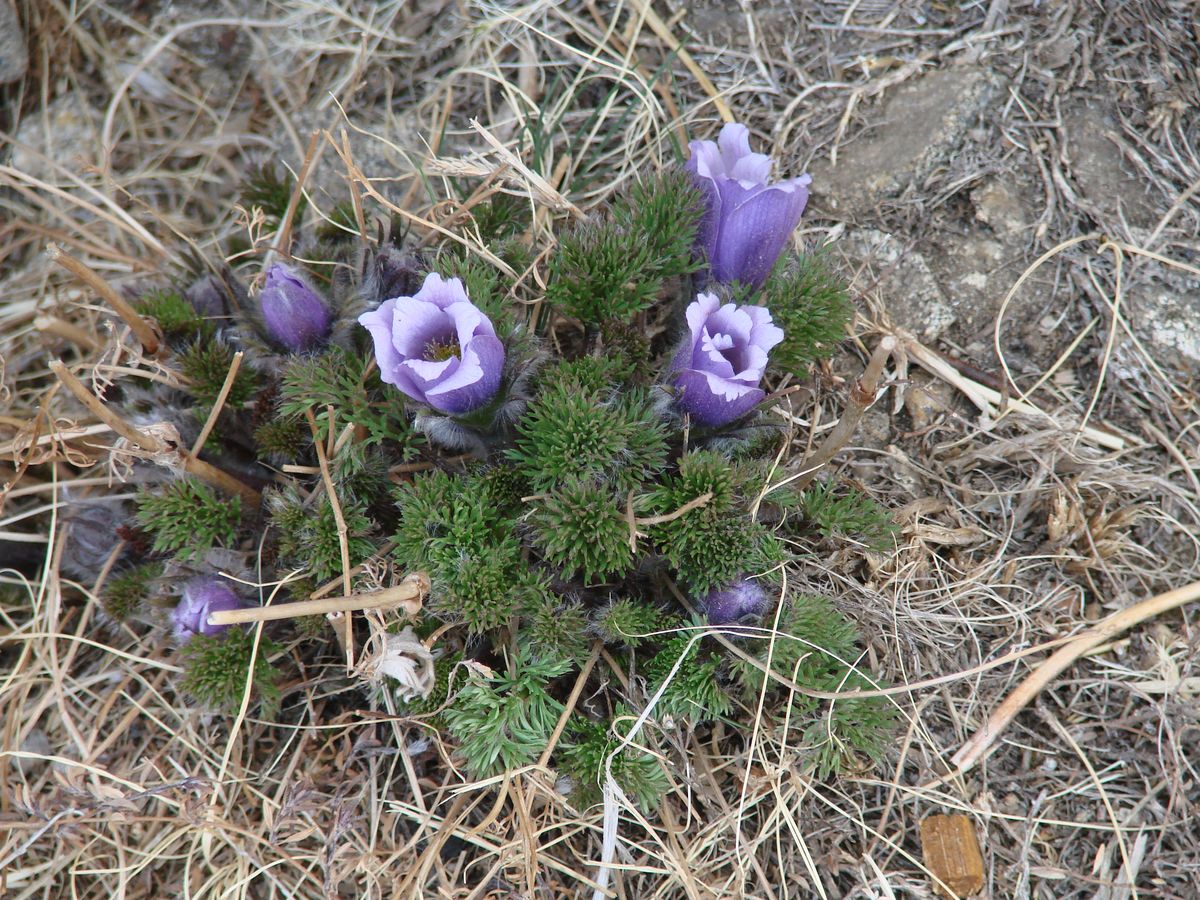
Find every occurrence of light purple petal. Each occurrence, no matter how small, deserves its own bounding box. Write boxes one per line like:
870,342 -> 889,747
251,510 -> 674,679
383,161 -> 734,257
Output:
716,123 -> 753,167
710,181 -> 810,288
358,300 -> 402,385
672,368 -> 765,427
260,262 -> 332,352
424,334 -> 505,414
387,296 -> 454,358
412,272 -> 470,309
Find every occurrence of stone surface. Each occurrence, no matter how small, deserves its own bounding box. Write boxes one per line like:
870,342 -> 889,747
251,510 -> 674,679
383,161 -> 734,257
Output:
1061,100 -> 1159,231
1127,272 -> 1200,366
10,95 -> 102,183
809,65 -> 1003,217
0,0 -> 26,84
836,229 -> 955,339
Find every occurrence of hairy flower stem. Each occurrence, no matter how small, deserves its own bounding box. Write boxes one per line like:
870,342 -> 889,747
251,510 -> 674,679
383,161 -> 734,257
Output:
790,335 -> 896,492
50,359 -> 261,508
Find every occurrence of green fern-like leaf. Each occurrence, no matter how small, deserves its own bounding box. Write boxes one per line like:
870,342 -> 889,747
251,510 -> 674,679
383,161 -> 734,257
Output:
179,628 -> 282,716
102,561 -> 163,620
443,649 -> 570,777
799,480 -> 897,550
558,713 -> 669,811
762,254 -> 852,372
136,479 -> 241,560
643,632 -> 733,723
591,597 -> 667,648
134,290 -> 208,343
524,594 -> 590,664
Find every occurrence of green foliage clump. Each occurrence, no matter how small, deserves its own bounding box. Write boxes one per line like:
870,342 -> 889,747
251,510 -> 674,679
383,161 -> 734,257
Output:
253,413 -> 308,460
529,480 -> 632,585
443,649 -> 570,777
331,443 -> 390,506
643,633 -> 733,722
509,380 -> 667,492
102,562 -> 162,619
136,479 -> 241,560
240,160 -> 302,228
279,346 -> 417,453
544,172 -> 702,325
591,597 -> 665,648
524,595 -> 590,665
729,594 -> 894,776
468,193 -> 529,243
761,254 -> 852,372
393,470 -> 538,632
135,290 -> 206,343
179,628 -> 282,715
270,489 -> 375,583
799,480 -> 897,550
558,714 -> 669,811
179,337 -> 259,412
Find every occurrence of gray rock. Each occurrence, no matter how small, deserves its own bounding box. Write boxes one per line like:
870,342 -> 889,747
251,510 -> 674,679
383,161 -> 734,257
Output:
10,94 -> 102,183
809,65 -> 1003,216
0,0 -> 26,84
836,229 -> 955,339
1128,272 -> 1200,366
1061,100 -> 1159,231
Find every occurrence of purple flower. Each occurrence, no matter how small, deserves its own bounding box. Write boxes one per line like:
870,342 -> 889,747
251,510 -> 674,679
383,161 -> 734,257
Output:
686,123 -> 811,289
702,577 -> 769,625
358,273 -> 505,416
259,262 -> 332,352
670,292 -> 784,427
171,578 -> 247,642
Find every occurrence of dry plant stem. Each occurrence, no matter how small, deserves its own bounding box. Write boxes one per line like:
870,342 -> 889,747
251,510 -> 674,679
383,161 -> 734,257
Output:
48,359 -> 261,508
34,315 -> 101,351
189,350 -> 244,456
948,576 -> 1200,776
305,408 -> 354,666
537,642 -> 602,769
208,575 -> 429,626
48,245 -> 161,357
791,336 -> 895,492
274,130 -> 322,256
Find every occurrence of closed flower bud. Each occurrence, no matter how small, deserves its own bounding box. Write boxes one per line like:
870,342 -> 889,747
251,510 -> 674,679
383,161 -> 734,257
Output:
670,292 -> 784,427
687,123 -> 811,289
259,262 -> 332,352
702,577 -> 769,625
184,273 -> 231,318
171,578 -> 247,642
358,273 -> 505,415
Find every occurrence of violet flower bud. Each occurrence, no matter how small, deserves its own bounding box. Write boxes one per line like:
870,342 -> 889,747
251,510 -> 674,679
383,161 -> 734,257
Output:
259,262 -> 332,352
184,273 -> 230,318
670,292 -> 784,427
702,577 -> 769,626
686,123 -> 811,289
171,578 -> 247,642
358,273 -> 505,416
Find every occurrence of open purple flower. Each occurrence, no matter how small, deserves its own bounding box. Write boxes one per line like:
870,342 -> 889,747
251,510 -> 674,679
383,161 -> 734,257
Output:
670,292 -> 784,427
171,578 -> 247,642
259,262 -> 332,352
703,577 -> 769,626
358,273 -> 505,416
687,123 -> 811,289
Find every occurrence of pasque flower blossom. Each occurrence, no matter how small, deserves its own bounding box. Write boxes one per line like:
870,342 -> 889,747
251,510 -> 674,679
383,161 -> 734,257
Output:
687,123 -> 811,289
702,576 -> 769,626
358,273 -> 505,415
670,292 -> 784,427
259,262 -> 333,352
171,578 -> 247,642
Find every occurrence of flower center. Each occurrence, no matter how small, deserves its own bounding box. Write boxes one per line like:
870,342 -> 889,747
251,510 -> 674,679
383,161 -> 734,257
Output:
423,336 -> 461,362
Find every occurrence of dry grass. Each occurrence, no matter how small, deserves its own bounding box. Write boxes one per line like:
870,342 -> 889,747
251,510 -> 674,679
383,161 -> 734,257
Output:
3,1 -> 1200,897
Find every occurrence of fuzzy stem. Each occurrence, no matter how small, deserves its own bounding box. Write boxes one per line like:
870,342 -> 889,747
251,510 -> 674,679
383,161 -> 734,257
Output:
207,573 -> 430,627
49,359 -> 262,508
789,336 -> 895,492
49,245 -> 161,356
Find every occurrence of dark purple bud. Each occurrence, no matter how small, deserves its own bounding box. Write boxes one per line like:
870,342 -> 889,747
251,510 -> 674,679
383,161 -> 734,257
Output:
702,577 -> 770,625
358,273 -> 505,415
686,123 -> 811,289
184,274 -> 230,318
259,262 -> 332,352
361,244 -> 423,306
171,577 -> 247,641
670,292 -> 784,427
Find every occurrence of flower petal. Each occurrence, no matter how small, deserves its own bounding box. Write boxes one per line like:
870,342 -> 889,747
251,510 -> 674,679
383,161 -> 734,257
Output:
358,300 -> 402,385
424,334 -> 505,414
673,367 -> 765,427
710,179 -> 810,288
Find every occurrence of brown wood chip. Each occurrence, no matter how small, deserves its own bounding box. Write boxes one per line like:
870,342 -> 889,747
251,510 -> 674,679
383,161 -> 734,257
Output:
920,814 -> 985,898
